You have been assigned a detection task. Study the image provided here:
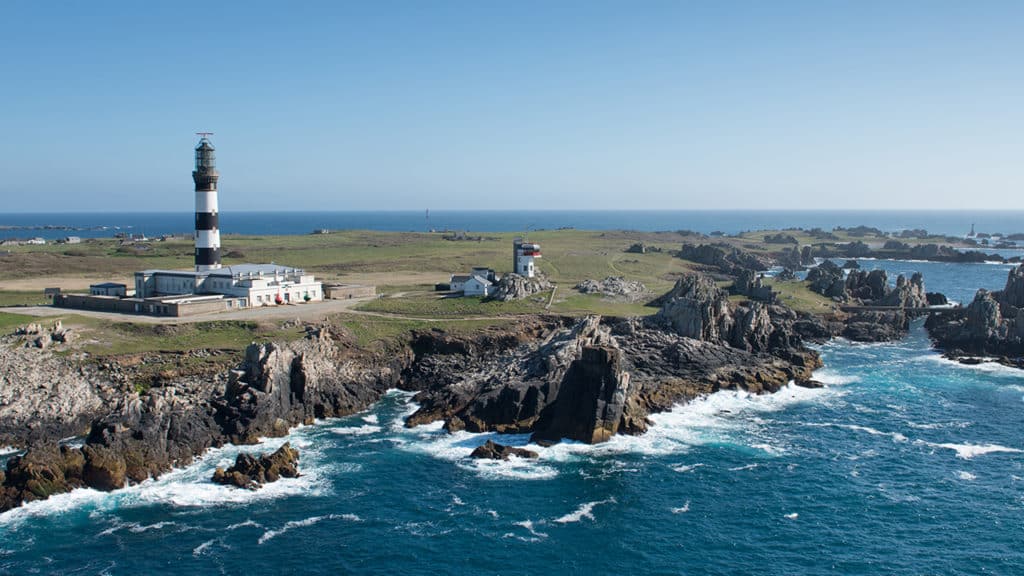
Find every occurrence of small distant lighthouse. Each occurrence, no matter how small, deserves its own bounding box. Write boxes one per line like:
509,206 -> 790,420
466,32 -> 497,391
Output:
192,133 -> 221,271
513,237 -> 542,278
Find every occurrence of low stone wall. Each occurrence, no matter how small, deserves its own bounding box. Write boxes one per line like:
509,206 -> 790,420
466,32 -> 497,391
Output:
53,294 -> 245,317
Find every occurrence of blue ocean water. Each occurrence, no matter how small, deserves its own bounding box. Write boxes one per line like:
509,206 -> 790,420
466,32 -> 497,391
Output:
1,263 -> 1023,574
2,210 -> 1024,241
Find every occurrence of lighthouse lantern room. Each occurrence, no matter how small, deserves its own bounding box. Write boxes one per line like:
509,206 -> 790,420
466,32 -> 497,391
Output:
513,237 -> 542,278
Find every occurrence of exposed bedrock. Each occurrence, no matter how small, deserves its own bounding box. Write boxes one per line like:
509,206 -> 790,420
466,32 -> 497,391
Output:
0,343 -> 115,448
405,275 -> 821,444
1,328 -> 409,512
217,328 -> 410,445
925,265 -> 1024,363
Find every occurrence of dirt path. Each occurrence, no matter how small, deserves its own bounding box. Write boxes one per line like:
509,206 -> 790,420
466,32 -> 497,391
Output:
1,297 -> 512,325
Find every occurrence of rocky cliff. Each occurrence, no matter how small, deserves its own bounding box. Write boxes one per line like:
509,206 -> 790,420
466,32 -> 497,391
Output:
925,265 -> 1024,364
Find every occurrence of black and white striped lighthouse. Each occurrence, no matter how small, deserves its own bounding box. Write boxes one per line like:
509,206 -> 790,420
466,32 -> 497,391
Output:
192,134 -> 221,271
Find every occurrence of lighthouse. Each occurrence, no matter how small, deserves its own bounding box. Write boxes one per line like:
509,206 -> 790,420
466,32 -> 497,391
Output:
192,134 -> 221,271
513,237 -> 542,278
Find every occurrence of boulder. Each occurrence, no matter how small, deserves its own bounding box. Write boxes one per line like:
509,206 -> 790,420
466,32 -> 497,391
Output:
212,443 -> 300,489
469,440 -> 538,460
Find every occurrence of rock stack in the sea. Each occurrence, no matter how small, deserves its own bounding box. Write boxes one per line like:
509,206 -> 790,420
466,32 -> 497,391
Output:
925,264 -> 1024,364
212,443 -> 300,489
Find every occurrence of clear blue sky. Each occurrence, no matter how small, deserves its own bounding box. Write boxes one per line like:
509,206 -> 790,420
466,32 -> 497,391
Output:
1,0 -> 1021,212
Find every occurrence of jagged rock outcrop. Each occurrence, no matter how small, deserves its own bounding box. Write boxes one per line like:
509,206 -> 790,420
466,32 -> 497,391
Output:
925,265 -> 1024,364
1,328 -> 409,512
806,260 -> 846,299
654,274 -> 786,352
1004,265 -> 1024,308
405,316 -> 638,444
730,269 -> 777,303
490,273 -> 553,302
470,440 -> 538,460
218,329 -> 409,444
576,276 -> 649,302
877,272 -> 928,308
806,262 -> 930,310
845,269 -> 890,302
212,443 -> 300,489
678,243 -> 773,275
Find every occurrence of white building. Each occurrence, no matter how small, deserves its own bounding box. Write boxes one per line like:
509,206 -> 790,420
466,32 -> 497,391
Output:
449,267 -> 498,297
135,264 -> 322,308
513,238 -> 542,278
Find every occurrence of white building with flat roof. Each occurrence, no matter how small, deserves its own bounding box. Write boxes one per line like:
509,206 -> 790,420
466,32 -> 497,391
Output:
135,263 -> 322,308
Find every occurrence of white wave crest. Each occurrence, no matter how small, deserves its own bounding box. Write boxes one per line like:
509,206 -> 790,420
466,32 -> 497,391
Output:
671,463 -> 704,473
917,441 -> 1023,459
956,471 -> 977,481
729,463 -> 759,472
671,501 -> 690,514
226,519 -> 262,530
258,513 -> 360,545
192,539 -> 217,557
812,368 -> 860,386
553,498 -> 616,524
805,422 -> 908,443
330,425 -> 382,436
512,519 -> 548,539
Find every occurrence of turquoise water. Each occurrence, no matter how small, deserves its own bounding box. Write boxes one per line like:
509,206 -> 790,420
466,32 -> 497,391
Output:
2,262 -> 1022,575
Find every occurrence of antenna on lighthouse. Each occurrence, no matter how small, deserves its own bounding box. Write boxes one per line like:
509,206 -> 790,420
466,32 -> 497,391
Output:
196,132 -> 214,138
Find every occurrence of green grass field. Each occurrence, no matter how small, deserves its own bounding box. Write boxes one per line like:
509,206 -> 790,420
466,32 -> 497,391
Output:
1,228 -> 840,348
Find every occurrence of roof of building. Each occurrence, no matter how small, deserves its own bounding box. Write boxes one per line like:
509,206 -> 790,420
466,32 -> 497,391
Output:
469,275 -> 495,286
137,269 -> 203,277
209,264 -> 305,277
90,282 -> 126,288
137,264 -> 306,278
450,275 -> 472,283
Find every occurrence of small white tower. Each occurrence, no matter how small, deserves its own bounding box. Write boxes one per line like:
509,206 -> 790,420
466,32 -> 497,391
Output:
513,237 -> 542,278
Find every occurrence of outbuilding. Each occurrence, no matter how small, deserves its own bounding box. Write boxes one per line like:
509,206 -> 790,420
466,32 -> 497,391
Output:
90,282 -> 127,297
